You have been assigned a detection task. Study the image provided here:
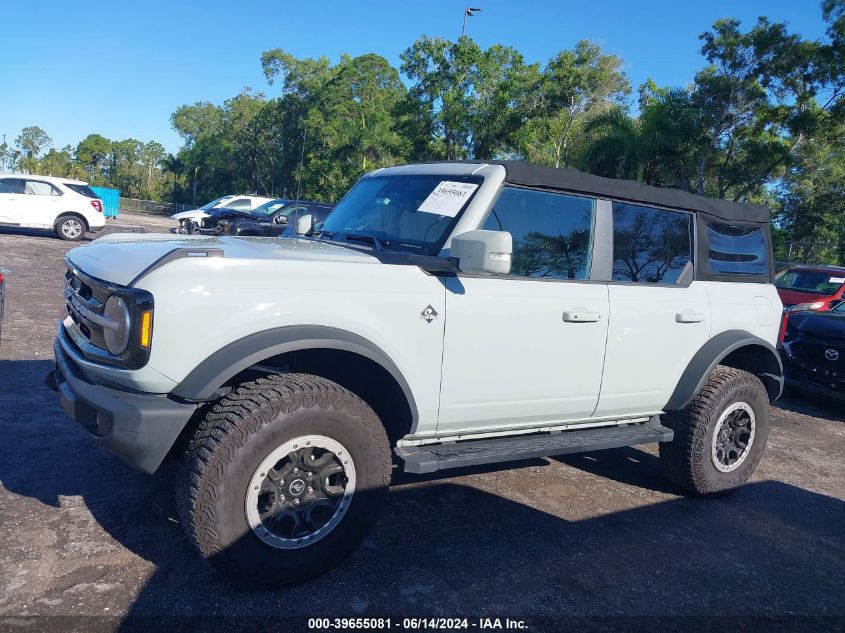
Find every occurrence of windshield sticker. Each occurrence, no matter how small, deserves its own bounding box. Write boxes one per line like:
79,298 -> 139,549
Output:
418,181 -> 479,217
830,277 -> 845,284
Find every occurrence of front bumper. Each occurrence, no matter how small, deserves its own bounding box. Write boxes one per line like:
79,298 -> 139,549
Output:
47,339 -> 198,473
781,357 -> 845,402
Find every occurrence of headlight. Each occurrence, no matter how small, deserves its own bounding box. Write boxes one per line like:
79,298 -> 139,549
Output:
103,295 -> 131,355
791,301 -> 825,311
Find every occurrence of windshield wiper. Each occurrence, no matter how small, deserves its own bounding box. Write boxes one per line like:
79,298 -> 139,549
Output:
344,233 -> 386,251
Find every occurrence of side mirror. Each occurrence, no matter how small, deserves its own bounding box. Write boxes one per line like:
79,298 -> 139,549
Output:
451,230 -> 512,275
274,214 -> 288,225
295,213 -> 314,236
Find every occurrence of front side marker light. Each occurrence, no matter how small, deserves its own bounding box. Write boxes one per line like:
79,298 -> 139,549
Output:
140,310 -> 153,348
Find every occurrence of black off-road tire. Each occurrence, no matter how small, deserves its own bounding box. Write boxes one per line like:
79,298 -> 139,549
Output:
659,365 -> 770,496
55,214 -> 87,241
175,373 -> 392,586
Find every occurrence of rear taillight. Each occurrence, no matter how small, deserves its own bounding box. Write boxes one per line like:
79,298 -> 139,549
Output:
90,199 -> 103,213
778,309 -> 789,345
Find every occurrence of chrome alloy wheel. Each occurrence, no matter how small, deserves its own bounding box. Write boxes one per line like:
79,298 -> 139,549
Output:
61,219 -> 83,239
710,402 -> 756,473
245,435 -> 356,549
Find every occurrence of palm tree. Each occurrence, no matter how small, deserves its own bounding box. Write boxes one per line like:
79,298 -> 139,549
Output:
582,89 -> 702,189
160,154 -> 184,201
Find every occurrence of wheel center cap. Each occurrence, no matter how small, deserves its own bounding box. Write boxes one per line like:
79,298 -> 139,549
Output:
288,479 -> 306,496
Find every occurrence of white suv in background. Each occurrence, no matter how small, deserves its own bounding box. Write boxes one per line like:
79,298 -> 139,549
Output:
170,194 -> 275,233
0,175 -> 106,240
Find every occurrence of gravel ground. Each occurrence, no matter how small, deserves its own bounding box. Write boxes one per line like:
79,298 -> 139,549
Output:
0,214 -> 843,629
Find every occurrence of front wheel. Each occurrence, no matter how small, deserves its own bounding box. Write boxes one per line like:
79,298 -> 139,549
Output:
55,215 -> 86,241
175,373 -> 391,586
659,366 -> 770,496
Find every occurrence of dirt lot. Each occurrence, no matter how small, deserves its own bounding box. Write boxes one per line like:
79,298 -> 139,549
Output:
0,215 -> 843,628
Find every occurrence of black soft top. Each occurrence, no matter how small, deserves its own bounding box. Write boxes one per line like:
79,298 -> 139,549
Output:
475,161 -> 770,224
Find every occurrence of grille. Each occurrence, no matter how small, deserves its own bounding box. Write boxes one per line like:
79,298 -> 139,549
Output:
64,268 -> 110,351
788,340 -> 843,375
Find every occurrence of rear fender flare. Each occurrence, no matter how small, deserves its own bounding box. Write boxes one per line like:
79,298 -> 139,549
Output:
664,330 -> 783,410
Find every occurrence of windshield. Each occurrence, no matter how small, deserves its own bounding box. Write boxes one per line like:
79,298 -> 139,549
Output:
252,199 -> 293,216
199,196 -> 233,211
319,174 -> 483,254
775,270 -> 845,295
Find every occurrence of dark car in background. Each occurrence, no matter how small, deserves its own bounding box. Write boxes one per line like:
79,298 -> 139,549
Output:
776,265 -> 845,311
781,301 -> 845,401
197,198 -> 335,237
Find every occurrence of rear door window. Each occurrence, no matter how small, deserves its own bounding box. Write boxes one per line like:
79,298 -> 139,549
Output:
226,198 -> 252,211
612,202 -> 692,284
706,222 -> 768,276
24,180 -> 61,196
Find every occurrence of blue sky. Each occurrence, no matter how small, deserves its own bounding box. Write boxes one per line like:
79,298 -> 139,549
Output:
0,0 -> 830,154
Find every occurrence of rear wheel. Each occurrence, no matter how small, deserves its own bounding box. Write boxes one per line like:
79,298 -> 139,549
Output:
55,215 -> 86,241
176,373 -> 391,586
659,366 -> 769,496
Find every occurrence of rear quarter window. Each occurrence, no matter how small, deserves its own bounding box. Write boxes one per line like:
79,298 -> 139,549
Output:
64,183 -> 98,198
706,222 -> 768,276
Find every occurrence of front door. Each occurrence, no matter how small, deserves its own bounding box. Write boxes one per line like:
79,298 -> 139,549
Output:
438,187 -> 609,435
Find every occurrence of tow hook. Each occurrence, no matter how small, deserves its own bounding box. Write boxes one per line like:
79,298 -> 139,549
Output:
45,368 -> 59,392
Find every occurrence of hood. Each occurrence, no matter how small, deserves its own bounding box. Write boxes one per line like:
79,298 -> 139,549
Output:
170,209 -> 210,221
777,287 -> 835,307
66,233 -> 379,287
789,310 -> 845,340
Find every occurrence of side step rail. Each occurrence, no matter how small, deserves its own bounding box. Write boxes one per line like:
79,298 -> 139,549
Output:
395,418 -> 673,474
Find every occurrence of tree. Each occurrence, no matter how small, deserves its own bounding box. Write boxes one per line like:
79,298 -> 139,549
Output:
401,36 -> 535,160
515,41 -> 630,168
0,141 -> 9,173
75,134 -> 112,184
140,141 -> 167,198
41,146 -> 77,178
171,102 -> 224,148
15,126 -> 51,174
583,88 -> 704,189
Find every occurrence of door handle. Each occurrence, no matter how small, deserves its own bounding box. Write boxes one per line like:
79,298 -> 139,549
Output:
676,310 -> 705,323
562,309 -> 602,323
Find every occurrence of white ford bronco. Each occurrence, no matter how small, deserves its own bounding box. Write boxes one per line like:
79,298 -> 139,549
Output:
48,161 -> 785,586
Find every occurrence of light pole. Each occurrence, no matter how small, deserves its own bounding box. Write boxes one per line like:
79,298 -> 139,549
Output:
461,7 -> 482,38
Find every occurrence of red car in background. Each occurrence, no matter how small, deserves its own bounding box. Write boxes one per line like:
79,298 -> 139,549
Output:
776,265 -> 845,311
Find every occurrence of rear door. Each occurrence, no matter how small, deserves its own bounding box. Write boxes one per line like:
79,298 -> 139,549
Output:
17,179 -> 62,228
438,187 -> 609,435
594,202 -> 710,418
0,178 -> 25,224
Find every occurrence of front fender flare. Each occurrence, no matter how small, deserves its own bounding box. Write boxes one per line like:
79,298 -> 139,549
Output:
171,325 -> 418,424
663,330 -> 784,411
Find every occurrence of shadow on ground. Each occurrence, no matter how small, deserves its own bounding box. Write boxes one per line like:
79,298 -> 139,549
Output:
775,390 -> 845,423
1,359 -> 843,626
0,226 -> 96,242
